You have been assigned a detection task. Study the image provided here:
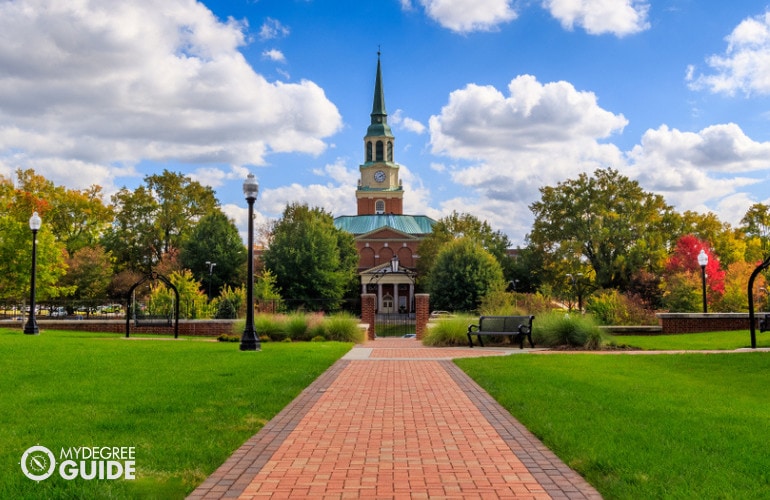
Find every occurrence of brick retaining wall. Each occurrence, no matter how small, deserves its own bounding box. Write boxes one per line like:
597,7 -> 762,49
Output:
657,313 -> 760,334
1,319 -> 238,337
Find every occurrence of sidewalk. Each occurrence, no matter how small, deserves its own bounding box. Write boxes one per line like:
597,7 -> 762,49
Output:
188,338 -> 601,499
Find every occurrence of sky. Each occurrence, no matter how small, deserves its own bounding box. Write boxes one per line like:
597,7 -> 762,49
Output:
3,0 -> 770,246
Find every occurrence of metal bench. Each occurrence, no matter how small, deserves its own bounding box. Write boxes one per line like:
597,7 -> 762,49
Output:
467,315 -> 535,349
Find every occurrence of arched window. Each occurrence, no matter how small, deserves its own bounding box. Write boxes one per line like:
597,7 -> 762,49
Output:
387,141 -> 393,162
375,200 -> 385,214
366,141 -> 373,162
376,141 -> 384,161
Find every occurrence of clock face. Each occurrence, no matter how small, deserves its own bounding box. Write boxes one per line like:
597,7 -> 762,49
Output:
374,170 -> 386,183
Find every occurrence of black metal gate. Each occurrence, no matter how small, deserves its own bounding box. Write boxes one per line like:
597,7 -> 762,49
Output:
375,312 -> 416,337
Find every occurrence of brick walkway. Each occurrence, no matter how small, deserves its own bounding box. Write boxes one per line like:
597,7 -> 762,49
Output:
188,338 -> 601,499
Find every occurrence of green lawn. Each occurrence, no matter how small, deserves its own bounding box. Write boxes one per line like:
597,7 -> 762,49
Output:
609,329 -> 770,350
0,329 -> 351,499
457,352 -> 770,499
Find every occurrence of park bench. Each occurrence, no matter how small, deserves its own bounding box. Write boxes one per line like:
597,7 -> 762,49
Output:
467,315 -> 535,349
760,314 -> 770,333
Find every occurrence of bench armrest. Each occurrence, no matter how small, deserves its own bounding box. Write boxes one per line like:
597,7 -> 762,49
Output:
468,324 -> 479,334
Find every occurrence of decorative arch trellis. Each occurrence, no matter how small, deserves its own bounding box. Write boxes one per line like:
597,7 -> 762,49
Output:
125,271 -> 180,338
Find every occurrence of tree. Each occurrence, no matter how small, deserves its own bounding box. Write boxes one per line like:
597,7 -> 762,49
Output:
528,168 -> 678,290
0,215 -> 70,301
678,210 -> 745,266
741,203 -> 770,243
180,210 -> 246,297
665,235 -> 725,309
427,238 -> 505,312
145,170 -> 218,254
60,245 -> 113,301
102,170 -> 220,272
101,186 -> 162,272
417,211 -> 512,284
261,203 -> 359,311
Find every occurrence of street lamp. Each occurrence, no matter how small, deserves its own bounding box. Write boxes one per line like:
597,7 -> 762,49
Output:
566,273 -> 584,312
240,173 -> 260,351
24,211 -> 42,335
697,249 -> 708,313
205,261 -> 216,301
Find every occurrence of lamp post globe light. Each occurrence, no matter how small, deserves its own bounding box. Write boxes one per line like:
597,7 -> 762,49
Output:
240,173 -> 260,351
697,249 -> 709,314
24,211 -> 42,335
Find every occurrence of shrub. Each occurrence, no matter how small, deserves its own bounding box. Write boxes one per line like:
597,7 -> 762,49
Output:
533,312 -> 603,349
254,314 -> 288,341
586,289 -> 658,326
322,312 -> 364,343
422,314 -> 477,347
311,335 -> 326,342
285,313 -> 310,341
216,333 -> 240,342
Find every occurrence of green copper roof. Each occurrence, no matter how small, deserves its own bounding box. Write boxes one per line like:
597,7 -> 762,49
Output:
334,214 -> 436,235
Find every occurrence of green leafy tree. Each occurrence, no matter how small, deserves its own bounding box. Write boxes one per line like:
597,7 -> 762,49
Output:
417,211 -> 512,286
741,203 -> 770,243
145,170 -> 218,254
261,203 -> 358,311
0,216 -> 70,300
428,238 -> 505,312
102,186 -> 162,272
102,171 -> 219,272
180,210 -> 246,297
528,168 -> 677,291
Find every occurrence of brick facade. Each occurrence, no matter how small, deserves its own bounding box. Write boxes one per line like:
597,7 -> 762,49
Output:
415,294 -> 429,340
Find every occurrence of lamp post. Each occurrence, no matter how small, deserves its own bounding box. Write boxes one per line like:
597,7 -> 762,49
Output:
205,261 -> 216,301
697,249 -> 708,313
566,273 -> 584,312
24,212 -> 42,335
240,173 -> 260,351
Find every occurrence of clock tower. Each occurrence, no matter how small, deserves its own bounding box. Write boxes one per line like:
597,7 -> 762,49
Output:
356,53 -> 403,216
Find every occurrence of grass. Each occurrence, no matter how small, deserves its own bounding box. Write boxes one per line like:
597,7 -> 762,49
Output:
609,329 -> 770,350
457,352 -> 770,499
0,328 -> 351,499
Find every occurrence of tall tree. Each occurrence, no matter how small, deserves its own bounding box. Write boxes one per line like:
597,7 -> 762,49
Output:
261,203 -> 358,311
145,170 -> 218,254
417,211 -> 512,284
60,245 -> 113,302
528,168 -> 678,290
180,210 -> 246,297
427,238 -> 505,312
101,186 -> 162,272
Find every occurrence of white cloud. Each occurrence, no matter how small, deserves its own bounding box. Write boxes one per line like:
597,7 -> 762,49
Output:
626,123 -> 770,222
415,0 -> 518,33
262,48 -> 286,62
259,17 -> 290,40
428,74 -> 627,241
0,0 -> 341,187
689,11 -> 770,95
543,0 -> 650,37
391,109 -> 426,134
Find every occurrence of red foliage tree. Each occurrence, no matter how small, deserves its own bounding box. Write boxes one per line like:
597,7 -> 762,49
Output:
666,234 -> 726,301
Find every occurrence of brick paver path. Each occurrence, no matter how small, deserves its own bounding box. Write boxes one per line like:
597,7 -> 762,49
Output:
189,338 -> 600,499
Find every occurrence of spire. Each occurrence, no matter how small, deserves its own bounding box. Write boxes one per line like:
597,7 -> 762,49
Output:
367,50 -> 393,138
371,51 -> 387,117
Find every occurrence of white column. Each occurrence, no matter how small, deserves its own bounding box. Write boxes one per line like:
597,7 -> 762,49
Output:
393,281 -> 399,313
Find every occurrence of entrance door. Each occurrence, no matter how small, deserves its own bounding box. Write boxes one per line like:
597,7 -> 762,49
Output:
381,294 -> 394,314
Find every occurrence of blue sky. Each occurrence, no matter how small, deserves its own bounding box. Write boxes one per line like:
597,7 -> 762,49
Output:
2,1 -> 770,246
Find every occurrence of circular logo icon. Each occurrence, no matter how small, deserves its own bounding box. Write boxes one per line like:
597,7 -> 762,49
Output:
20,445 -> 56,482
